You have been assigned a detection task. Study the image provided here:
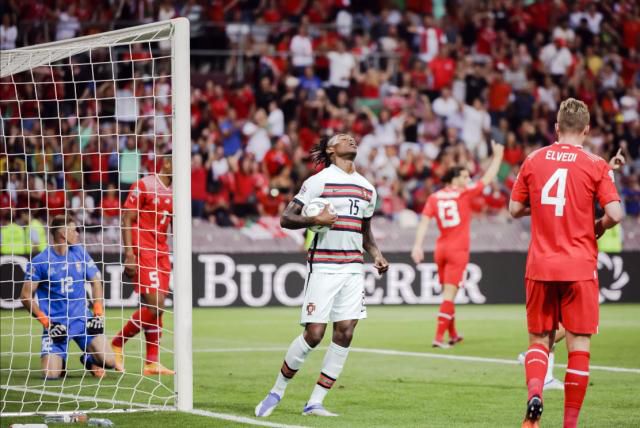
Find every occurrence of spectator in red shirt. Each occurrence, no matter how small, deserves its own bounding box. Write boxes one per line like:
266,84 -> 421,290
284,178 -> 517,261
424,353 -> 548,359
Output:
100,183 -> 120,223
258,188 -> 287,217
231,156 -> 262,218
0,191 -> 12,222
306,1 -> 327,24
298,125 -> 318,154
525,0 -> 547,32
262,3 -> 281,23
45,181 -> 66,217
83,139 -> 110,197
503,132 -> 524,166
205,81 -> 230,119
412,177 -> 435,213
488,72 -> 511,124
410,61 -> 430,91
621,49 -> 640,86
191,153 -> 209,219
229,83 -> 256,121
484,182 -> 507,216
622,12 -> 640,50
476,16 -> 497,58
429,48 -> 456,91
279,0 -> 307,21
263,136 -> 293,189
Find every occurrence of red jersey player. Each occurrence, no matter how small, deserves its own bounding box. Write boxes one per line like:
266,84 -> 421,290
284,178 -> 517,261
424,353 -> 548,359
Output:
112,151 -> 175,376
411,141 -> 504,348
509,98 -> 623,428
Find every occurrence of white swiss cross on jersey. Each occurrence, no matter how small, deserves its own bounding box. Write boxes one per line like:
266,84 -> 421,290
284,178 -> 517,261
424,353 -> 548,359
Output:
293,164 -> 377,274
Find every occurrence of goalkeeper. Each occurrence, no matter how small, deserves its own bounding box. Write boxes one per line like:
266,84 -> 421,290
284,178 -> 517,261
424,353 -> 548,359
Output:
20,215 -> 122,379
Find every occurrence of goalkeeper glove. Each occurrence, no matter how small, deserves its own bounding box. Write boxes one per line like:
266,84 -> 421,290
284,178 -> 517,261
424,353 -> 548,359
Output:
48,322 -> 68,344
86,317 -> 104,335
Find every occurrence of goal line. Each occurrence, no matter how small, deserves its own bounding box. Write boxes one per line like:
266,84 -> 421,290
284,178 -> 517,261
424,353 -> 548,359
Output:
1,385 -> 309,428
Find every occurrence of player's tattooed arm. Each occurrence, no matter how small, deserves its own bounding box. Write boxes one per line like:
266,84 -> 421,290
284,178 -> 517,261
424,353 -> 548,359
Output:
280,201 -> 336,229
280,201 -> 315,229
363,218 -> 389,274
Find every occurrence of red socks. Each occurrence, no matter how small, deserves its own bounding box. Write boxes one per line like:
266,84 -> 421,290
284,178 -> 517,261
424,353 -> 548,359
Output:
144,313 -> 163,363
113,307 -> 152,347
112,307 -> 162,363
564,351 -> 590,428
435,300 -> 455,342
448,314 -> 458,339
525,343 -> 549,401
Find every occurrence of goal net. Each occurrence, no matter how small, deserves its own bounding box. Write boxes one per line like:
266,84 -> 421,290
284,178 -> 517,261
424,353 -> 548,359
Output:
0,18 -> 192,416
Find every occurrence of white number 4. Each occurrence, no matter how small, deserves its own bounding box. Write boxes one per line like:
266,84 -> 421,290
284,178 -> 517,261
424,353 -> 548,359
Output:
541,168 -> 568,216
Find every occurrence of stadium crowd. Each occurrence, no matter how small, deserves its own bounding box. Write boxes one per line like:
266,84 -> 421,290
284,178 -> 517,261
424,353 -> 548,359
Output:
1,0 -> 640,233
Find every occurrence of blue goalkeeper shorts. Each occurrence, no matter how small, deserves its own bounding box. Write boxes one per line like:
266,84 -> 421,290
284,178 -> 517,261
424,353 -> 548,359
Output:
41,310 -> 96,360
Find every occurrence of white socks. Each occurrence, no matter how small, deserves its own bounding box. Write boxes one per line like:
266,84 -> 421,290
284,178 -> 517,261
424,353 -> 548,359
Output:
271,335 -> 313,397
269,337 -> 351,405
545,351 -> 556,383
308,342 -> 350,405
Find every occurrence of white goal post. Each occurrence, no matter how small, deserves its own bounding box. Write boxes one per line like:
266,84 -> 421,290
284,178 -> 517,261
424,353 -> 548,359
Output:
0,18 -> 192,414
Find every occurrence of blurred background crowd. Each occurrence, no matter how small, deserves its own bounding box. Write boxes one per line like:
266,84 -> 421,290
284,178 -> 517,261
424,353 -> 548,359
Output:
2,0 -> 640,235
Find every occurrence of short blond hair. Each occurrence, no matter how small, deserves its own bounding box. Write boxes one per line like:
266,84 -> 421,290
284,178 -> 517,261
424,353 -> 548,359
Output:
557,98 -> 590,134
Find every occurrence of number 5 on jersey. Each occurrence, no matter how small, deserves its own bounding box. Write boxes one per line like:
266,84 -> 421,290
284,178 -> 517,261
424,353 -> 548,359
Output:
437,200 -> 461,228
541,168 -> 568,216
149,271 -> 160,288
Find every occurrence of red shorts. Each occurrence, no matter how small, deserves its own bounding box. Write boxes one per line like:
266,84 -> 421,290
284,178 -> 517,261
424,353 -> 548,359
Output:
526,279 -> 599,335
134,250 -> 171,295
434,249 -> 469,287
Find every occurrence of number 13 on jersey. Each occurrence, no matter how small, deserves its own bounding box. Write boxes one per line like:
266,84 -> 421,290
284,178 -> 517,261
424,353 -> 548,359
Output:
541,168 -> 568,216
437,200 -> 461,228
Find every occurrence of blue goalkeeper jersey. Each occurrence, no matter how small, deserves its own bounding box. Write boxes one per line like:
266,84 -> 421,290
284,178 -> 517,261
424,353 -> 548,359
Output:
25,245 -> 100,324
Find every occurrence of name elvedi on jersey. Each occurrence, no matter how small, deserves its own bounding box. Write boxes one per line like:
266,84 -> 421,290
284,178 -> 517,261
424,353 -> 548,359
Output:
545,150 -> 577,162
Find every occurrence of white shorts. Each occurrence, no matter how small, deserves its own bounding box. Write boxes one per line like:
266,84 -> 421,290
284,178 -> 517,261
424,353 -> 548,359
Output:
300,272 -> 367,325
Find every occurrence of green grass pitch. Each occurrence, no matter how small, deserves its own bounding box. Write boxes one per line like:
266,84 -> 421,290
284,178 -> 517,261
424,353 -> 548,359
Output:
2,304 -> 639,427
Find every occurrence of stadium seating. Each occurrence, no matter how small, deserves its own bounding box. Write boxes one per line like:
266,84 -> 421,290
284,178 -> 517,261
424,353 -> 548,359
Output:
2,1 -> 639,241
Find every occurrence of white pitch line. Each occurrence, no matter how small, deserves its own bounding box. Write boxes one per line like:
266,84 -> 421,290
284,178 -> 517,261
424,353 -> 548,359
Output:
188,408 -> 310,428
1,385 -> 309,428
1,408 -> 160,417
193,346 -> 640,374
193,347 -> 289,353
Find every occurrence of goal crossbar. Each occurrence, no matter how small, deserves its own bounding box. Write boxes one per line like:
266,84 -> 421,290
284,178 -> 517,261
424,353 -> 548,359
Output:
1,21 -> 177,78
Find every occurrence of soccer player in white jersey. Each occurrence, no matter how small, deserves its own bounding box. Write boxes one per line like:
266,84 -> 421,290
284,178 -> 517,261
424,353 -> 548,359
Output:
255,133 -> 389,418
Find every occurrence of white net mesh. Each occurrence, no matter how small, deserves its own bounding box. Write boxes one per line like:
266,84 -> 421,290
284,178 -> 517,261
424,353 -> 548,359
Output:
1,21 -> 181,415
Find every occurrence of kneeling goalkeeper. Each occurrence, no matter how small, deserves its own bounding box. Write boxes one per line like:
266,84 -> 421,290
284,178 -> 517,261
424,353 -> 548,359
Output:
20,215 -> 122,379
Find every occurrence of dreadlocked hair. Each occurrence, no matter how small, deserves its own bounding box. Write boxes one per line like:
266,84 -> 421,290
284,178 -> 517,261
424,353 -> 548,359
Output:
310,135 -> 334,168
